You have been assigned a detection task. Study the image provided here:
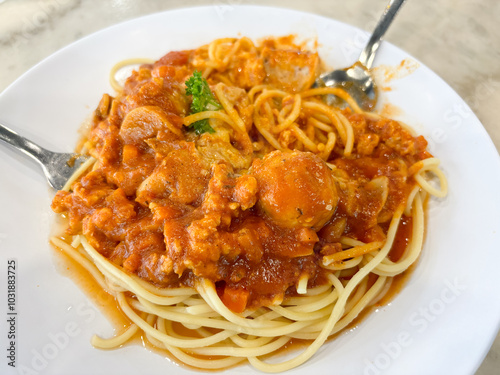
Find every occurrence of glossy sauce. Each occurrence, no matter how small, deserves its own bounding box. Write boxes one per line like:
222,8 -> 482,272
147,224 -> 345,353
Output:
51,234 -> 417,372
51,39 -> 431,323
50,196 -> 417,368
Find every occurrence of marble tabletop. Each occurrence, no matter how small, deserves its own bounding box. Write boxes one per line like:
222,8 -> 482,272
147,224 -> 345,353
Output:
0,0 -> 498,374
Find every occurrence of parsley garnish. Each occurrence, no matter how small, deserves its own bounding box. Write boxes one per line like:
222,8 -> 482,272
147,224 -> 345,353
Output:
185,71 -> 222,134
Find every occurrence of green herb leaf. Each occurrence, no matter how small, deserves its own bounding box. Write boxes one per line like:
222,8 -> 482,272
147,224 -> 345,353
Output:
185,71 -> 222,134
190,119 -> 216,135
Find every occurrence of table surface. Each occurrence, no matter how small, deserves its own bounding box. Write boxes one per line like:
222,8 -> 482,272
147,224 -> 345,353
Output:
0,0 -> 498,374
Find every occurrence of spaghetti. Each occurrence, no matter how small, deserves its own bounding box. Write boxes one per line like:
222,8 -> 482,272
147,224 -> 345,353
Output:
50,36 -> 447,372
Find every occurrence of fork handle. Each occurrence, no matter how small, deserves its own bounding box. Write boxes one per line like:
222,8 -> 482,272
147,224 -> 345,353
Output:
358,0 -> 407,69
0,121 -> 48,165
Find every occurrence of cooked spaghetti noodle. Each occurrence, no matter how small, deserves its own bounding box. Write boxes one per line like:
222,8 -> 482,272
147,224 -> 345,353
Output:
50,36 -> 447,372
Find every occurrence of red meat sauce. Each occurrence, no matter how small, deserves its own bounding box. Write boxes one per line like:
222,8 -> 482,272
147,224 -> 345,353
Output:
52,47 -> 430,313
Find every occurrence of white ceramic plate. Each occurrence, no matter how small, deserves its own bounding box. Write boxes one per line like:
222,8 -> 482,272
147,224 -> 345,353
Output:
1,6 -> 499,375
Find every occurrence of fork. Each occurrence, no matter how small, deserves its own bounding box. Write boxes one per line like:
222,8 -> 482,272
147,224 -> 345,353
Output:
0,121 -> 90,190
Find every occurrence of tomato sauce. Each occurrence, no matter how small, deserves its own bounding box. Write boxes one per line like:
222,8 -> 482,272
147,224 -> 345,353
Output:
51,44 -> 429,313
